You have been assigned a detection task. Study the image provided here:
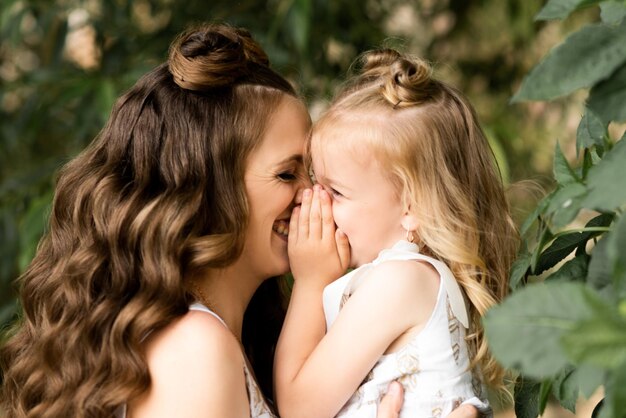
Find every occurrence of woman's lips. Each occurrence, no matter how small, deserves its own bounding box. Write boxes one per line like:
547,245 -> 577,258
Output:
272,219 -> 289,240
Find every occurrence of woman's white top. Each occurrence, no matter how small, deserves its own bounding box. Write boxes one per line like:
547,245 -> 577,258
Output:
322,240 -> 492,418
115,303 -> 276,418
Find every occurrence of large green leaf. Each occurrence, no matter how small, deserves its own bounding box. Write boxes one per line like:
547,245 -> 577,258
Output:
512,20 -> 626,101
535,0 -> 601,21
562,296 -> 626,368
484,282 -> 595,378
588,62 -> 626,123
582,134 -> 626,211
600,0 -> 626,24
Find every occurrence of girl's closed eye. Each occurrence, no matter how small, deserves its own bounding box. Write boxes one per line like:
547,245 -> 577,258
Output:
328,187 -> 343,199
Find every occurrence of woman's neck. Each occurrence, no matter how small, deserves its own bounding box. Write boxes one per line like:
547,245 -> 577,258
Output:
191,264 -> 263,342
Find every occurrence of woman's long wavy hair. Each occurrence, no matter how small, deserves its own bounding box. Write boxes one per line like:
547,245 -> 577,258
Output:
311,49 -> 519,393
1,24 -> 295,417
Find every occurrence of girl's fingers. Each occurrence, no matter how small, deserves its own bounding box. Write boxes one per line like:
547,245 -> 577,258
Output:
289,206 -> 300,247
336,228 -> 351,270
299,188 -> 312,238
309,186 -> 322,239
320,189 -> 335,239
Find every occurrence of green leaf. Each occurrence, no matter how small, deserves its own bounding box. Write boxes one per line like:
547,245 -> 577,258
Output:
600,0 -> 626,24
514,377 -> 541,418
607,362 -> 626,418
546,182 -> 587,228
587,236 -> 615,300
531,226 -> 555,273
510,250 -> 532,289
520,192 -> 553,236
552,366 -> 578,413
535,0 -> 601,21
562,296 -> 626,368
512,20 -> 626,101
535,212 -> 611,275
576,108 -> 607,155
568,363 -> 605,398
546,253 -> 589,283
484,282 -> 595,378
538,380 -> 553,413
554,141 -> 581,185
606,214 -> 626,300
588,363 -> 626,418
588,62 -> 626,123
582,134 -> 626,211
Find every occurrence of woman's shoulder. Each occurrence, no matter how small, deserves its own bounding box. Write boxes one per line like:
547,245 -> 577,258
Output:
129,310 -> 249,417
145,309 -> 243,371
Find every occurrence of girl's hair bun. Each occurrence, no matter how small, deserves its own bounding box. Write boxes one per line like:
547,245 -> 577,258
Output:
360,49 -> 437,107
168,24 -> 269,91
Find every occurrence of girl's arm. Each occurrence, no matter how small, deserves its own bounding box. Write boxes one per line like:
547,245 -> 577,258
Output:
274,187 -> 439,418
129,311 -> 250,418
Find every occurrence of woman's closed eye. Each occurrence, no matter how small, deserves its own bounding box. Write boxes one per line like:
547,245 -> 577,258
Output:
277,171 -> 298,182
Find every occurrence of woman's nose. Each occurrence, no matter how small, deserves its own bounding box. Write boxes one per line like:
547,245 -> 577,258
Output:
294,188 -> 303,205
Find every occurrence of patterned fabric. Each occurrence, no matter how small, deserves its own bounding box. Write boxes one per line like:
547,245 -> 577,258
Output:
322,240 -> 492,418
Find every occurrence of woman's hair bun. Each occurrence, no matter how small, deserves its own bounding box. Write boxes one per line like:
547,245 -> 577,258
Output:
360,49 -> 437,107
168,24 -> 269,91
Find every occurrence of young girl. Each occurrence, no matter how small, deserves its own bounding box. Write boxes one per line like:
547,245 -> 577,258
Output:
274,49 -> 518,418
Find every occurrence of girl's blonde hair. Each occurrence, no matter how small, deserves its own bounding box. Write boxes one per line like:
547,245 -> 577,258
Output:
312,49 -> 519,391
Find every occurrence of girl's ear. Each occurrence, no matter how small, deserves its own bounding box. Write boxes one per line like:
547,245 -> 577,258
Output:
400,205 -> 419,232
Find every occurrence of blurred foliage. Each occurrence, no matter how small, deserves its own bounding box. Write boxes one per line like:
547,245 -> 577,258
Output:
483,1 -> 626,417
0,1 -> 614,413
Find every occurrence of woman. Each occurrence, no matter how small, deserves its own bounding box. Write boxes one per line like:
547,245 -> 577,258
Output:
0,24 -> 478,418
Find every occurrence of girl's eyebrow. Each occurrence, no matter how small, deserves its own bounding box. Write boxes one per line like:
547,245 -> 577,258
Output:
317,173 -> 350,190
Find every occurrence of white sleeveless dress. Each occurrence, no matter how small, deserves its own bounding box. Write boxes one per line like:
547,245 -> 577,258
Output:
115,303 -> 276,418
323,240 -> 492,418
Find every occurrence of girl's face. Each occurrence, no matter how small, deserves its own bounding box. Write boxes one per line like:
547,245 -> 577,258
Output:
311,139 -> 406,267
242,95 -> 311,278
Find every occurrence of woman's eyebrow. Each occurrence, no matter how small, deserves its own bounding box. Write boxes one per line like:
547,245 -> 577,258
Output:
276,154 -> 303,165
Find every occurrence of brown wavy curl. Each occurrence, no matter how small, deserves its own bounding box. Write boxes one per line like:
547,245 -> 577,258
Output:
1,23 -> 295,418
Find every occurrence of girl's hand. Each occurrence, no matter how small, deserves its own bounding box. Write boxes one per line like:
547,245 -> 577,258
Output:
377,382 -> 480,418
288,185 -> 350,287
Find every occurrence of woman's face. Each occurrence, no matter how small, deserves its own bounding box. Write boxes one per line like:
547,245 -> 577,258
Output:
241,95 -> 311,278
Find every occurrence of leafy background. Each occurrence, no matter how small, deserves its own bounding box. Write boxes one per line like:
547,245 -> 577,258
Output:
1,0 -> 624,416
483,1 -> 626,417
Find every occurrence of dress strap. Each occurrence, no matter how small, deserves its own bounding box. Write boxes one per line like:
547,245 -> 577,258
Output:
189,302 -> 229,328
